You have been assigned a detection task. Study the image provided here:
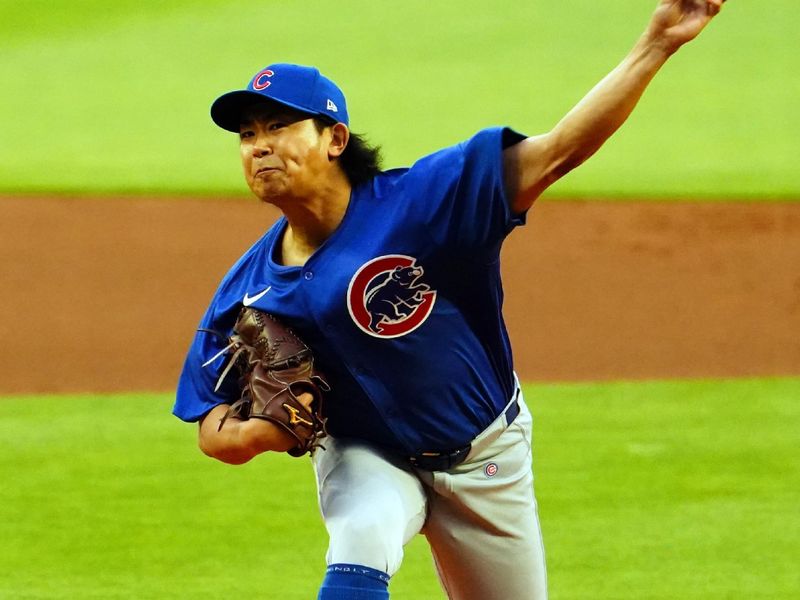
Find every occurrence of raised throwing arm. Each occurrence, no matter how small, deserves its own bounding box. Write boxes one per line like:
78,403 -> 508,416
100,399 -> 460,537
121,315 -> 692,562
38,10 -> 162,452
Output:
504,0 -> 727,213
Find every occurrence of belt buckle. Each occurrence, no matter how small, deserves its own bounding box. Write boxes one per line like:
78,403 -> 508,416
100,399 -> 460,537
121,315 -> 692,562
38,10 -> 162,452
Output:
409,445 -> 471,471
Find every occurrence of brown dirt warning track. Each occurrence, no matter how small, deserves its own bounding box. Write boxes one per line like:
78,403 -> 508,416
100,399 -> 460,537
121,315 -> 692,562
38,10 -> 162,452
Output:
1,196 -> 798,395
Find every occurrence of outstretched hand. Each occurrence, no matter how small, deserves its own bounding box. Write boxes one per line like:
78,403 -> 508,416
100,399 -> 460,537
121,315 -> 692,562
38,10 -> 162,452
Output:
647,0 -> 726,54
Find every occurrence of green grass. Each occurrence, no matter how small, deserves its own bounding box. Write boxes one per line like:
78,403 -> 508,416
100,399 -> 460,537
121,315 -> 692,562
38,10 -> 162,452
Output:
0,0 -> 798,198
1,378 -> 798,599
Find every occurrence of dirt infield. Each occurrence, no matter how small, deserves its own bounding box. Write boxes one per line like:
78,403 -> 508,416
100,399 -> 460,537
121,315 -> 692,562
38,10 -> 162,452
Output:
1,196 -> 798,394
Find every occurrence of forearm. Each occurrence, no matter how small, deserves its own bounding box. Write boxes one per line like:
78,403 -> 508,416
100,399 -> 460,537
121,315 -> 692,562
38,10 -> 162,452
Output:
506,37 -> 671,208
547,35 -> 671,178
198,404 -> 297,464
506,0 -> 726,211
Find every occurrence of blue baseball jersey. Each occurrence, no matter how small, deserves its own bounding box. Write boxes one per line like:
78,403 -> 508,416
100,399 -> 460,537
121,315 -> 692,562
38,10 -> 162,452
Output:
174,126 -> 528,455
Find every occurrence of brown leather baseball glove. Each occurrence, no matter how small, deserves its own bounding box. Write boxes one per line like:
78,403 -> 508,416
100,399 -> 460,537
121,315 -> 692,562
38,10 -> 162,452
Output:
204,307 -> 330,456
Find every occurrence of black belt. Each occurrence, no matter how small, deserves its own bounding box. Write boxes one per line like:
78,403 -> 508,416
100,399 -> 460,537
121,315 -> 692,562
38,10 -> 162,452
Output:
408,395 -> 521,472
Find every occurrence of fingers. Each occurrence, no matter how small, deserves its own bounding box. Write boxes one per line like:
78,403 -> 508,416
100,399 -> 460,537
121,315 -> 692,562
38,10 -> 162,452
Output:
707,0 -> 725,16
298,391 -> 314,409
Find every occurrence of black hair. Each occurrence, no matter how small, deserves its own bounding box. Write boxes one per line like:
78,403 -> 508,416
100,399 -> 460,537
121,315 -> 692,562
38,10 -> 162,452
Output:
313,118 -> 383,187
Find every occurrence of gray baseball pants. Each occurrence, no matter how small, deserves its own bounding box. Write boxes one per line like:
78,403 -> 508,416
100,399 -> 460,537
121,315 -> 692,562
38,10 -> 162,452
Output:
312,388 -> 548,600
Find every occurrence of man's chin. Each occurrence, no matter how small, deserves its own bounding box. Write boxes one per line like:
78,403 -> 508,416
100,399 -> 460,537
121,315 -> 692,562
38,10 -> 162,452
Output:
249,181 -> 282,202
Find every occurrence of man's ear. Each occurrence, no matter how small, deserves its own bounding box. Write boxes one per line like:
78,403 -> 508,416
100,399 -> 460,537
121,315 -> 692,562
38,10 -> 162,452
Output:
327,123 -> 350,159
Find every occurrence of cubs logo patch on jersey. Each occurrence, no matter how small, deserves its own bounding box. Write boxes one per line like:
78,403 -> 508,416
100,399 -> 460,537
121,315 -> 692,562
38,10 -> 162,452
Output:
347,255 -> 437,338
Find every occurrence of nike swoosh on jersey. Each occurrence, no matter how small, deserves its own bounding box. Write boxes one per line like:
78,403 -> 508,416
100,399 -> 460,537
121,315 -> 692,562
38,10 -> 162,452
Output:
242,286 -> 272,306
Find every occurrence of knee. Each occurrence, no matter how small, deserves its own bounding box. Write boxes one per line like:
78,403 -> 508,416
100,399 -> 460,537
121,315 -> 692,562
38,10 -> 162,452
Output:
326,504 -> 407,574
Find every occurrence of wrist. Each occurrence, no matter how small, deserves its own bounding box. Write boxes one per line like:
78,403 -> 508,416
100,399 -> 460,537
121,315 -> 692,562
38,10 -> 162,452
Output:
633,30 -> 676,66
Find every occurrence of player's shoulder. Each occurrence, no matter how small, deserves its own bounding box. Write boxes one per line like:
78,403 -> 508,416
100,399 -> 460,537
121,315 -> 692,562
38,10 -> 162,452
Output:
372,127 -> 521,192
367,134 -> 468,195
404,126 -> 523,172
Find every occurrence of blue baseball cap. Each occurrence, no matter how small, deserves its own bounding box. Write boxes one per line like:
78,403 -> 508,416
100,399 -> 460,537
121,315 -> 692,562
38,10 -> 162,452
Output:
210,63 -> 349,132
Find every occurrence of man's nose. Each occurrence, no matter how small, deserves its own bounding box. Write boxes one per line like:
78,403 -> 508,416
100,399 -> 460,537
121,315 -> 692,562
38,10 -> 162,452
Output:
252,134 -> 273,157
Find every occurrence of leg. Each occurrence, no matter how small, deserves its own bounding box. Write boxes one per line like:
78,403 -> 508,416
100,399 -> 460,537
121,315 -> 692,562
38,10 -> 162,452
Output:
313,436 -> 428,592
420,398 -> 548,600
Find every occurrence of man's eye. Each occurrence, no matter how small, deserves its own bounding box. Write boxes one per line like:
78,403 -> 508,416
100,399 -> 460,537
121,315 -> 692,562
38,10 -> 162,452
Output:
239,130 -> 254,139
269,122 -> 286,131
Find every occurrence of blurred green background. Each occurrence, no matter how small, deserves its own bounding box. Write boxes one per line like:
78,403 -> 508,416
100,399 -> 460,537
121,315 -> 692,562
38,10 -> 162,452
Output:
1,0 -> 798,198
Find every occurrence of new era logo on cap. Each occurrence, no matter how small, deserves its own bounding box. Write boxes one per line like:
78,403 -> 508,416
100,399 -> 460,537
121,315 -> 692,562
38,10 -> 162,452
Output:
210,63 -> 349,132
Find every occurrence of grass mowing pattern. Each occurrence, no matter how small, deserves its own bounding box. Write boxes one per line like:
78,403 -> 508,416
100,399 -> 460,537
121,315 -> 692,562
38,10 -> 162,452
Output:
1,1 -> 798,198
1,378 -> 798,598
533,378 -> 800,599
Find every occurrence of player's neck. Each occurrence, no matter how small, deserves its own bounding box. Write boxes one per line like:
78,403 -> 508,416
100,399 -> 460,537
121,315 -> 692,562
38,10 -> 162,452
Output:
276,177 -> 352,267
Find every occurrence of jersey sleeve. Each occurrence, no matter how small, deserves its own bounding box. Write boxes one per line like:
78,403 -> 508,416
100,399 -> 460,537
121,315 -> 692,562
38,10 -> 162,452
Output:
172,298 -> 241,423
172,227 -> 281,422
401,126 -> 527,257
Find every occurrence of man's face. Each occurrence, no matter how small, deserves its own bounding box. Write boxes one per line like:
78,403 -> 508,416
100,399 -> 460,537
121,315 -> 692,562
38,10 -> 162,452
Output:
238,103 -> 331,203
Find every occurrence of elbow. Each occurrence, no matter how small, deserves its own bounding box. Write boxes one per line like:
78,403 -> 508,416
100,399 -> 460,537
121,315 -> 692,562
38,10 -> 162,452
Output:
199,439 -> 254,465
196,410 -> 294,464
198,428 -> 256,465
196,405 -> 260,465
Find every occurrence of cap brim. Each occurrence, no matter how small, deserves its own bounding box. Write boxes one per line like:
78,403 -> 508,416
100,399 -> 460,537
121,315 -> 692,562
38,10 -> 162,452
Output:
210,90 -> 329,133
